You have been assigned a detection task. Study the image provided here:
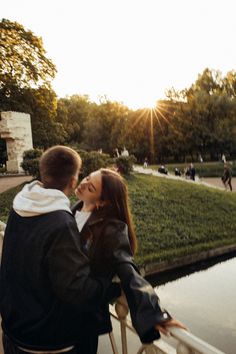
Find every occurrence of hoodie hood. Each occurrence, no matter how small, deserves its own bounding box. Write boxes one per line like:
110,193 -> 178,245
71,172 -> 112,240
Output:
13,180 -> 72,217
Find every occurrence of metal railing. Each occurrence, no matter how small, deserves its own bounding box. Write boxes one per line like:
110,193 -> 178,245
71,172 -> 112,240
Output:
110,294 -> 226,354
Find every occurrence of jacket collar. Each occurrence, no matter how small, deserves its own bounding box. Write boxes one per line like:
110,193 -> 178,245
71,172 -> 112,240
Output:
71,201 -> 118,226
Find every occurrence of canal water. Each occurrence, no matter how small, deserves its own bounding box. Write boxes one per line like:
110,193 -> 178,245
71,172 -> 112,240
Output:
148,253 -> 236,354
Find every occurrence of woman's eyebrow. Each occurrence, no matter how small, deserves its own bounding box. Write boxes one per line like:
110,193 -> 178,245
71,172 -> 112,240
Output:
89,182 -> 96,191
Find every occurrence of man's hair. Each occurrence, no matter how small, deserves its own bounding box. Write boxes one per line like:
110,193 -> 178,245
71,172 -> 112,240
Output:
39,145 -> 81,191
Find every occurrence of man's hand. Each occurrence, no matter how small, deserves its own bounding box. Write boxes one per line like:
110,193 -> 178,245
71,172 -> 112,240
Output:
155,319 -> 187,336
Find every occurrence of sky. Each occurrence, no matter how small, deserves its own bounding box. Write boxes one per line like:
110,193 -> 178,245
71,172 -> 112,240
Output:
1,0 -> 236,109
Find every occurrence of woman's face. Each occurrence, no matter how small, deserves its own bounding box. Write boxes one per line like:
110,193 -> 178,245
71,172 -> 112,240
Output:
75,170 -> 102,205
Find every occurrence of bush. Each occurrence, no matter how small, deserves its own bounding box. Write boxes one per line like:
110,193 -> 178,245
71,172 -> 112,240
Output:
21,149 -> 43,178
77,150 -> 111,178
115,155 -> 137,175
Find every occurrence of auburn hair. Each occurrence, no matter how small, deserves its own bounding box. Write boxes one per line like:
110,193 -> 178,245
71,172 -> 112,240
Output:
100,168 -> 137,254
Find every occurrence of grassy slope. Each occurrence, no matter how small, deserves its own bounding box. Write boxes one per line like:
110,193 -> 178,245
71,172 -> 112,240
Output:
126,173 -> 236,265
1,173 -> 236,267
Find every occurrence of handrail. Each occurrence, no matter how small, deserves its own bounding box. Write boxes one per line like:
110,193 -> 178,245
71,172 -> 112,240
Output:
110,294 -> 226,354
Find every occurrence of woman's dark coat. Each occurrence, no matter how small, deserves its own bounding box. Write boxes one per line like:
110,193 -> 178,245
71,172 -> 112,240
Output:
71,202 -> 171,343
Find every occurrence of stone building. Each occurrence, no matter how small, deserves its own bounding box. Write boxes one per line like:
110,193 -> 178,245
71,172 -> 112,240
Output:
0,111 -> 33,173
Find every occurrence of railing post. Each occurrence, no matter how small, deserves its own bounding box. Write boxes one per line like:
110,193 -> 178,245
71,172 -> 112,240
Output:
115,293 -> 129,354
176,342 -> 194,354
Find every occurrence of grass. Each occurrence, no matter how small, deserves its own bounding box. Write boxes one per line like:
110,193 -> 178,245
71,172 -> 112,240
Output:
126,173 -> 236,265
1,173 -> 236,267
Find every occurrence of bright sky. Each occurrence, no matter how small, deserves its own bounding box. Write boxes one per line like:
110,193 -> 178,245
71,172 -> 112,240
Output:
1,0 -> 236,109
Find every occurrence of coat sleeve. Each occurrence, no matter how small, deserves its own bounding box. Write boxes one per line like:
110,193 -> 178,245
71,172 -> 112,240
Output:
102,220 -> 172,343
45,217 -> 110,312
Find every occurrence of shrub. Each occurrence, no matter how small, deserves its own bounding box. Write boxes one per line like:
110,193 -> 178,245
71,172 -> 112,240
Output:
77,150 -> 111,178
115,155 -> 137,175
21,149 -> 42,178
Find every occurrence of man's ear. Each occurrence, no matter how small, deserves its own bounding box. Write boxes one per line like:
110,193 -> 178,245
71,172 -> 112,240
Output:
71,175 -> 78,190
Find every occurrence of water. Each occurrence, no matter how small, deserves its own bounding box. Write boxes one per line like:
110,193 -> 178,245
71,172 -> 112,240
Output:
149,253 -> 236,354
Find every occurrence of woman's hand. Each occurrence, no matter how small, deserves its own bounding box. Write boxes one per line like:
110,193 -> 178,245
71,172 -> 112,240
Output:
155,319 -> 187,336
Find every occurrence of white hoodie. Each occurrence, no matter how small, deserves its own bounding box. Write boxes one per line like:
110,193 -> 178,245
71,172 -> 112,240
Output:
13,180 -> 72,217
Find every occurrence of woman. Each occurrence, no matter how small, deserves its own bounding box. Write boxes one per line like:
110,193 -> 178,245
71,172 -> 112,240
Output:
72,168 -> 185,351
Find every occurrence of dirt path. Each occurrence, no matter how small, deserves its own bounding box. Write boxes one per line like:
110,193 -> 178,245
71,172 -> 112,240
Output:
0,175 -> 32,193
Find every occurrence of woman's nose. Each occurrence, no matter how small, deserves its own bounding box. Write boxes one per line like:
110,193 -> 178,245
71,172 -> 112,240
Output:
80,181 -> 88,189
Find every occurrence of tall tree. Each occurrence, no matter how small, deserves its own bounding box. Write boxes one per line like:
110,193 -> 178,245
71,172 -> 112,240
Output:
0,18 -> 56,93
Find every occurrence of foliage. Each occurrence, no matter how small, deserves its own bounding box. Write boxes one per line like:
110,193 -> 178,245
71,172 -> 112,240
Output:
20,149 -> 42,177
0,19 -> 56,90
115,155 -> 137,175
77,150 -> 112,179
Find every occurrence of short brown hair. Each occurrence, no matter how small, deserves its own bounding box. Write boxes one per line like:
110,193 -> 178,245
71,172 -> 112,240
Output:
39,146 -> 81,191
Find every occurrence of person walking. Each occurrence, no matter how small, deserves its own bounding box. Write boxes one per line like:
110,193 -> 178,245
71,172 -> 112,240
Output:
221,164 -> 233,191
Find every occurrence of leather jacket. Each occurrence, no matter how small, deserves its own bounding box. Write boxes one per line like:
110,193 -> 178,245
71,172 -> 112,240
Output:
72,202 -> 171,343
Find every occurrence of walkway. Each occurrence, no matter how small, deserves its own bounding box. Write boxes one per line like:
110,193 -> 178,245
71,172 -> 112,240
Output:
0,175 -> 32,193
133,166 -> 235,192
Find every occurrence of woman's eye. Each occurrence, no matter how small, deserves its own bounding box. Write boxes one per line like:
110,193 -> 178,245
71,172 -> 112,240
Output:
88,187 -> 93,192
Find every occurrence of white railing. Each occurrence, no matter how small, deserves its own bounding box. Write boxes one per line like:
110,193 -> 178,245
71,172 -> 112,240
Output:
110,294 -> 226,354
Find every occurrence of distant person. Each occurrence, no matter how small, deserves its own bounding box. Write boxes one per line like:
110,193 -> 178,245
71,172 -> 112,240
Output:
143,157 -> 148,168
115,148 -> 120,157
199,154 -> 203,163
174,167 -> 181,176
185,166 -> 190,179
158,165 -> 168,175
121,147 -> 129,157
222,154 -> 226,164
189,163 -> 196,181
221,164 -> 232,191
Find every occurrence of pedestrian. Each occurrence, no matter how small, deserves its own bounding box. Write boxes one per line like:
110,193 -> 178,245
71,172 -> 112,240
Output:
0,146 -> 116,354
189,163 -> 196,181
143,157 -> 148,168
221,164 -> 233,191
72,168 -> 186,348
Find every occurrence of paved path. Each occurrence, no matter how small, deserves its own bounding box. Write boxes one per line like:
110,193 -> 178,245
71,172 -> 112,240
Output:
0,175 -> 32,193
134,166 -> 235,192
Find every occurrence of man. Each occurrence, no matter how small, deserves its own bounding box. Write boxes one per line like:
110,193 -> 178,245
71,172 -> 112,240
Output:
222,164 -> 233,191
0,146 -> 115,354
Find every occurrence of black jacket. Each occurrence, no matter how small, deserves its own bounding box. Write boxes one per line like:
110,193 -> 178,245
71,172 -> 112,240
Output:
72,202 -> 171,343
0,209 -> 111,350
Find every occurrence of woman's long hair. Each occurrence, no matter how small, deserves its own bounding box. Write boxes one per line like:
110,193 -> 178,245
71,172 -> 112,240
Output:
100,168 -> 137,255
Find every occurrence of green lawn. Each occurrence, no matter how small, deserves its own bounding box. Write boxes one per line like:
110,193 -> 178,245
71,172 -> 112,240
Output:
126,173 -> 236,265
1,173 -> 236,267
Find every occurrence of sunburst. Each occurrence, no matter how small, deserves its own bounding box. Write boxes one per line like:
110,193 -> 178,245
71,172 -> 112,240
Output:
128,100 -> 178,161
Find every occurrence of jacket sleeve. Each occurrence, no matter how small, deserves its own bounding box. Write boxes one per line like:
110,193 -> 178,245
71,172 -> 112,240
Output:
45,217 -> 110,312
103,220 -> 172,343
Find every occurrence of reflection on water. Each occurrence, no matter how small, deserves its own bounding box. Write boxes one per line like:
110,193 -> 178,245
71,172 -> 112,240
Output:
148,253 -> 236,354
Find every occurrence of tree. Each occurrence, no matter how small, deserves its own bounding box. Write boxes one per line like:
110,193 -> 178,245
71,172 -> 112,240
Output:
0,19 -> 56,92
